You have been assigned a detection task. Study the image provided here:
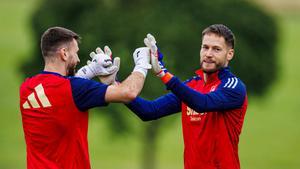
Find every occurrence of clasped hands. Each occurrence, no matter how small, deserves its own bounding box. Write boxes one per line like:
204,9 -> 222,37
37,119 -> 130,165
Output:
76,34 -> 168,84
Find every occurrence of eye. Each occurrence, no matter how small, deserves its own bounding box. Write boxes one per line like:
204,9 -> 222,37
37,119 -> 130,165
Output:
201,46 -> 209,50
214,47 -> 221,52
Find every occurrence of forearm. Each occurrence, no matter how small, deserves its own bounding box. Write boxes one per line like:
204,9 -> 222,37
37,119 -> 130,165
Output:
164,76 -> 245,112
105,72 -> 145,103
121,71 -> 145,98
126,97 -> 162,121
164,76 -> 221,112
126,94 -> 181,121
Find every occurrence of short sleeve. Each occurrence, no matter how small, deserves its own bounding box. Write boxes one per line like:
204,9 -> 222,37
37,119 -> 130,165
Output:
69,77 -> 109,111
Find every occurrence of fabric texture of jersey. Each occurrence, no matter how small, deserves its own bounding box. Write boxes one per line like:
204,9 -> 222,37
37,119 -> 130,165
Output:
127,67 -> 248,169
177,68 -> 248,169
19,71 -> 108,169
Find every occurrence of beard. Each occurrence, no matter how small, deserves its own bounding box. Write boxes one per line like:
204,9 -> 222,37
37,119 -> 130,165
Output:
200,61 -> 225,74
67,63 -> 77,76
67,68 -> 76,76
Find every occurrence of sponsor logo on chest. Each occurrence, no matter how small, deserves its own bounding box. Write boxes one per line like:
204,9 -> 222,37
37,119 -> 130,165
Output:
185,80 -> 218,122
186,106 -> 207,122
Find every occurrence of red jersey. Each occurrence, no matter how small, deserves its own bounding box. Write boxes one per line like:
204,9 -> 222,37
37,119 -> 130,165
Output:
128,67 -> 248,169
19,71 -> 108,169
181,69 -> 248,169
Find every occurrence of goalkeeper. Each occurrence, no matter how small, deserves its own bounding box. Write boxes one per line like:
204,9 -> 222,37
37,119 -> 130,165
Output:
19,26 -> 151,169
100,24 -> 248,169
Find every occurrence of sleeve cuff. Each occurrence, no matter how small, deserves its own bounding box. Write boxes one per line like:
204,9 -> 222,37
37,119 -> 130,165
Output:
160,72 -> 174,84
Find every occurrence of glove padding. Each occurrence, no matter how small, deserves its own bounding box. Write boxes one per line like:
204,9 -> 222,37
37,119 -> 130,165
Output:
144,34 -> 167,77
98,57 -> 120,85
76,46 -> 119,79
132,47 -> 152,77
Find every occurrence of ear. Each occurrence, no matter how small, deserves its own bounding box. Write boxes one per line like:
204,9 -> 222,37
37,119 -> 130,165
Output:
58,48 -> 68,61
227,48 -> 234,61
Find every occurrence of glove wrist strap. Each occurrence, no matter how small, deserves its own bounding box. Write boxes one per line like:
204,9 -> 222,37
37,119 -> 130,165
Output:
75,65 -> 94,79
133,66 -> 148,77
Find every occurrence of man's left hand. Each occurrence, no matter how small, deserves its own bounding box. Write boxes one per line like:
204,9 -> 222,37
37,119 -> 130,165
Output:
144,34 -> 167,77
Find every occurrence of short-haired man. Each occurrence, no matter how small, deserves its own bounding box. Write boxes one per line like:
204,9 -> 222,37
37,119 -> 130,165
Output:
19,26 -> 151,169
125,24 -> 248,169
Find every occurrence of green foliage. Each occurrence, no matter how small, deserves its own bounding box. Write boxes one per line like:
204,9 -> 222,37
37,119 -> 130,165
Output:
3,0 -> 300,168
22,0 -> 278,96
21,0 -> 278,137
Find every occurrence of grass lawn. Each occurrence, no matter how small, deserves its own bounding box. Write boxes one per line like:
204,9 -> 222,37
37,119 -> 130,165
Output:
239,13 -> 300,169
0,0 -> 38,168
0,0 -> 299,169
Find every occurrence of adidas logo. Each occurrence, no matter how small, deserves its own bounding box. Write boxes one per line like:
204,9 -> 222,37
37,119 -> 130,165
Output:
22,83 -> 52,109
223,77 -> 239,89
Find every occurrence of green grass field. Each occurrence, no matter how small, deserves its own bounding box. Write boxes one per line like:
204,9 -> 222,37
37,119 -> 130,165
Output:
1,0 -> 300,169
0,0 -> 38,168
239,13 -> 300,169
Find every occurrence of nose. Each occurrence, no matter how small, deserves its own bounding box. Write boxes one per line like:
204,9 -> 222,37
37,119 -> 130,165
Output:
77,56 -> 80,63
205,49 -> 214,57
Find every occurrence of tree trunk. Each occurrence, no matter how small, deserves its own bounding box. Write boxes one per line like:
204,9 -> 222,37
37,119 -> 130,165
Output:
141,121 -> 161,169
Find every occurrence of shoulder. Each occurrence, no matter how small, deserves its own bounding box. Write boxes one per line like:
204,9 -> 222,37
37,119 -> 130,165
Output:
20,73 -> 66,88
218,74 -> 246,95
68,76 -> 108,90
68,76 -> 91,84
68,76 -> 97,86
68,77 -> 109,111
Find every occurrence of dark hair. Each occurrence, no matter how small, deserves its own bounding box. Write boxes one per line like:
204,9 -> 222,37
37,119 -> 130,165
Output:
41,27 -> 81,57
202,24 -> 235,49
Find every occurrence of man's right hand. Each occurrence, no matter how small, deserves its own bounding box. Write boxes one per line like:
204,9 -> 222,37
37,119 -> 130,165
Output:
97,56 -> 120,85
76,46 -> 119,80
132,47 -> 152,77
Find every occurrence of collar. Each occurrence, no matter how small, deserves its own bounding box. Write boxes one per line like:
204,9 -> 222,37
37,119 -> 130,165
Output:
40,71 -> 65,77
195,67 -> 230,84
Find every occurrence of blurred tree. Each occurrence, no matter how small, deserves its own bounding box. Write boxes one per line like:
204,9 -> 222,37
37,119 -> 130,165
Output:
21,0 -> 278,168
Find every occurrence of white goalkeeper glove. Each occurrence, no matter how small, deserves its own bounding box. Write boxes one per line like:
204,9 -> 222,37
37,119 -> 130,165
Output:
76,46 -> 119,79
132,47 -> 152,77
144,33 -> 166,77
98,56 -> 120,85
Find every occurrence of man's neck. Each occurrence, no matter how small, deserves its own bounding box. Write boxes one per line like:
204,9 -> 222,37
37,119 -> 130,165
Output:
203,71 -> 218,84
202,66 -> 227,83
203,73 -> 208,83
44,62 -> 67,76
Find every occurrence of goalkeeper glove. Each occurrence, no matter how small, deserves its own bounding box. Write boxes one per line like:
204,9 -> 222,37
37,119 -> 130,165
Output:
76,46 -> 119,80
132,47 -> 152,77
144,33 -> 173,83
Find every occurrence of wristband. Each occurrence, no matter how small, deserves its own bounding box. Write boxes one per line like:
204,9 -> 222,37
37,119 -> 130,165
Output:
160,72 -> 173,84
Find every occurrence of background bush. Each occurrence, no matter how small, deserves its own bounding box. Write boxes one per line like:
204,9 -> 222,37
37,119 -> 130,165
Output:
22,0 -> 278,96
20,0 -> 278,168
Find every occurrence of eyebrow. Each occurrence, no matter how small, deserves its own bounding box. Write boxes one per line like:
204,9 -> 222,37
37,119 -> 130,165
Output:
202,44 -> 222,47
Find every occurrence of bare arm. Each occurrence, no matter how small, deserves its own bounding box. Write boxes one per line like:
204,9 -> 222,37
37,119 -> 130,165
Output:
104,47 -> 152,103
105,72 -> 145,103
